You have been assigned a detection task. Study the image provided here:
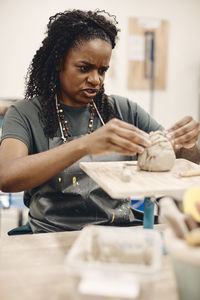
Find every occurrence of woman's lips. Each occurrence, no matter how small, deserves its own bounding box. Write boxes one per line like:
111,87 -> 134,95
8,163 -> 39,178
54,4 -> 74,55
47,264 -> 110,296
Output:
82,89 -> 98,98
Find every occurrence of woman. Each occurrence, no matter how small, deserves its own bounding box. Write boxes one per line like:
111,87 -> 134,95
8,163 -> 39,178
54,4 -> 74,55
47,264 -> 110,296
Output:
0,9 -> 199,233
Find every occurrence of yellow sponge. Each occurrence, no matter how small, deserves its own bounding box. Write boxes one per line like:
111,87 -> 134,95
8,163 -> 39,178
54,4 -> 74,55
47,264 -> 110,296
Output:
183,188 -> 200,223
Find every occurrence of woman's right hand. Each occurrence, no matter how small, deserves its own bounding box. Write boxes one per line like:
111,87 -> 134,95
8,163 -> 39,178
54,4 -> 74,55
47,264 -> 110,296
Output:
83,118 -> 151,156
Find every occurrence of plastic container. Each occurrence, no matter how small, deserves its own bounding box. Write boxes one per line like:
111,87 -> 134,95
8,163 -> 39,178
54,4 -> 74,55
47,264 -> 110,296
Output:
65,225 -> 162,299
165,229 -> 200,300
66,226 -> 162,276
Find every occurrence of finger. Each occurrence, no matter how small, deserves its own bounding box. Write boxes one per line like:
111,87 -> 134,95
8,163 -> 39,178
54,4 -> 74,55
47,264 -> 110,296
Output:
107,119 -> 151,148
109,118 -> 150,140
166,116 -> 195,134
108,141 -> 144,156
180,137 -> 198,149
108,133 -> 146,154
166,119 -> 199,140
172,137 -> 198,150
183,142 -> 197,149
167,126 -> 199,148
171,129 -> 199,147
116,127 -> 151,148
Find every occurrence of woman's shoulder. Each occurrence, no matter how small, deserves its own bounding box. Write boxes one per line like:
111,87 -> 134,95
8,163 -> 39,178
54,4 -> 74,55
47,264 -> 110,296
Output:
107,94 -> 163,132
107,94 -> 138,119
108,94 -> 138,110
11,97 -> 42,112
108,94 -> 135,104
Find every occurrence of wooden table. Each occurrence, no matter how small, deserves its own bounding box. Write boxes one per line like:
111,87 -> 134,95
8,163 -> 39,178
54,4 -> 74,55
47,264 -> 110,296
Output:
0,229 -> 179,300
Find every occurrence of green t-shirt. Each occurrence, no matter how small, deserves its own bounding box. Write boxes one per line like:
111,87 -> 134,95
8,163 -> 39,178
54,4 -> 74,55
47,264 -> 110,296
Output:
1,94 -> 163,152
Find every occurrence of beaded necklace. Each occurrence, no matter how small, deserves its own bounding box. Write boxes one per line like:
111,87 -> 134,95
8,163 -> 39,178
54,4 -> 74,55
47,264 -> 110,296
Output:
55,95 -> 105,143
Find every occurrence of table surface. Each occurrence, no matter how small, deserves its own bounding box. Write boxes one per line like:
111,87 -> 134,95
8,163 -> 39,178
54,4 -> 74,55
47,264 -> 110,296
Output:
0,227 -> 179,300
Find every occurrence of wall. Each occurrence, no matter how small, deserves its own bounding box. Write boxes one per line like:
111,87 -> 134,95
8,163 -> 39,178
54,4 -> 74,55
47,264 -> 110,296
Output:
0,0 -> 200,128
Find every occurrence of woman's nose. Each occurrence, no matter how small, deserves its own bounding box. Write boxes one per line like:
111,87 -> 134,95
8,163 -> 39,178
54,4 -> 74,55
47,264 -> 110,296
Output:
87,71 -> 101,86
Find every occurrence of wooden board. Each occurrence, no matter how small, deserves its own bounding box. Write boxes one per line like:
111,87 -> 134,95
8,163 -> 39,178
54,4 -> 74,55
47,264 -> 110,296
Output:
80,159 -> 200,199
128,17 -> 168,90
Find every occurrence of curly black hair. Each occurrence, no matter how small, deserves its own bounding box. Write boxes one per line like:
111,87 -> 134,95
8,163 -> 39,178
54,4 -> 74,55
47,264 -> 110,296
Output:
25,9 -> 120,138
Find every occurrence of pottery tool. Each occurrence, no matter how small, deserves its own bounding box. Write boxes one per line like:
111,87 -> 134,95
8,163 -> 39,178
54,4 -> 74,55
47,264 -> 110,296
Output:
180,169 -> 200,177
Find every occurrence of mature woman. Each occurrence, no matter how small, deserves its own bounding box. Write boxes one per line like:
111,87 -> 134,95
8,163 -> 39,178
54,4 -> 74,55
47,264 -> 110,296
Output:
0,9 -> 199,233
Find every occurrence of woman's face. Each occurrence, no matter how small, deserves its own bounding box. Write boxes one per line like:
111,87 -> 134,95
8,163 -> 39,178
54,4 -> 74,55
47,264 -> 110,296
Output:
59,38 -> 112,106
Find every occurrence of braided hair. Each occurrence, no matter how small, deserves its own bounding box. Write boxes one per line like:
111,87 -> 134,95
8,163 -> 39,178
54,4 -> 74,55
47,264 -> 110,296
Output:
25,9 -> 120,138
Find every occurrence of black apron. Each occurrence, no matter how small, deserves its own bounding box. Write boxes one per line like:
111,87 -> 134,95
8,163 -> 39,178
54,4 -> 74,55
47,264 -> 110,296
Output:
28,135 -> 140,233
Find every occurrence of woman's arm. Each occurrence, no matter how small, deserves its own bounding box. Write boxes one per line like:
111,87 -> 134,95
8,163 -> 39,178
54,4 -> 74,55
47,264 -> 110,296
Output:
0,118 -> 150,192
0,137 -> 87,192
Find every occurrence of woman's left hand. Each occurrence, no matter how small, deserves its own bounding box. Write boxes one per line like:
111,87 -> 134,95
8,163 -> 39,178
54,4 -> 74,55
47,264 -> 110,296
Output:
164,116 -> 200,151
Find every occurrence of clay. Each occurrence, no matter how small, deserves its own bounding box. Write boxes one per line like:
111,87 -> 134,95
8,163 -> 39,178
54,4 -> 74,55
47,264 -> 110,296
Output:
120,167 -> 132,182
138,131 -> 175,172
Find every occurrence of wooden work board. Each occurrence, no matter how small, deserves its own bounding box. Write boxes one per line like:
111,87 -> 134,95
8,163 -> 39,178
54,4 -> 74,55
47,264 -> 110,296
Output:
80,159 -> 200,199
127,17 -> 168,90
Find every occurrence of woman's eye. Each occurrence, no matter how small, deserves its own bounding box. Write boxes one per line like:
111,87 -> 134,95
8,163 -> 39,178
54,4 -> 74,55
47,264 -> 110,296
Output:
99,68 -> 107,75
79,66 -> 89,72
